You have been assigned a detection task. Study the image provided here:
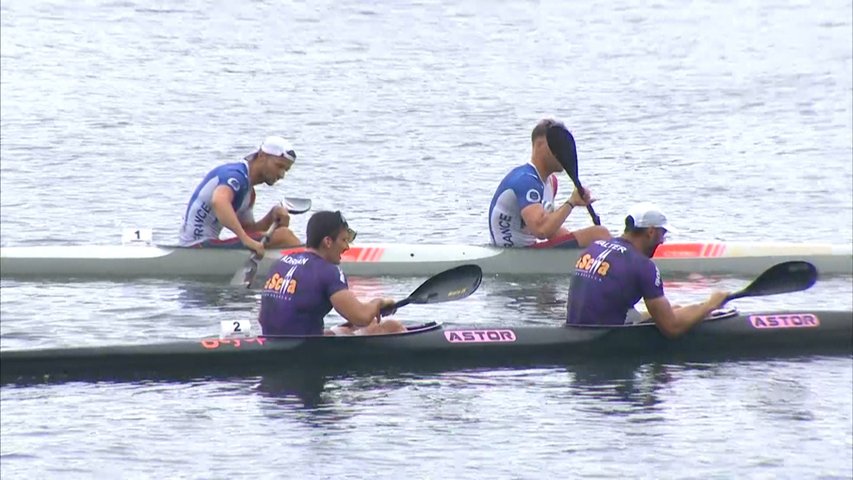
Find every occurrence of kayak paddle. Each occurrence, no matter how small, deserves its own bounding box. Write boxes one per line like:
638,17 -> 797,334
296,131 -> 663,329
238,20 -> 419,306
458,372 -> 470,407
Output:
379,264 -> 483,316
722,261 -> 818,304
283,197 -> 312,215
230,220 -> 279,288
229,197 -> 312,288
545,123 -> 601,226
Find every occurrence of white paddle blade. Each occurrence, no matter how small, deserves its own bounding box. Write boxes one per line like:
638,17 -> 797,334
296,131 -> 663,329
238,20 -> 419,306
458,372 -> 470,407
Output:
228,221 -> 279,288
284,197 -> 312,214
229,256 -> 261,288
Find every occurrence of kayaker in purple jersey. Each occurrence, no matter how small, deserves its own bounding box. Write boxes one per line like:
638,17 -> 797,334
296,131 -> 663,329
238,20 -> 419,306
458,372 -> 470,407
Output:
178,135 -> 301,257
566,203 -> 729,338
258,211 -> 406,336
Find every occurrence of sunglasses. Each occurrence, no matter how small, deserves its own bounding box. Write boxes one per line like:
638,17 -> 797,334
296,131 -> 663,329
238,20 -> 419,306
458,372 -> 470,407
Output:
281,150 -> 296,162
335,211 -> 357,243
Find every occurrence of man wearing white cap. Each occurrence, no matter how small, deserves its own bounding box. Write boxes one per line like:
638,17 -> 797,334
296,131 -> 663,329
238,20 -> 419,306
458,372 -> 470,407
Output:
566,203 -> 729,338
178,135 -> 300,256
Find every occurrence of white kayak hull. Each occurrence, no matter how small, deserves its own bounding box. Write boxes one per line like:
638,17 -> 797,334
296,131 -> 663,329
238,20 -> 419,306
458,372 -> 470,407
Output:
1,241 -> 851,279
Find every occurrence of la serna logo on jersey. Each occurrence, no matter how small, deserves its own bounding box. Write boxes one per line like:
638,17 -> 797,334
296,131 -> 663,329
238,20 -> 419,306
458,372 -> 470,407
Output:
227,177 -> 241,191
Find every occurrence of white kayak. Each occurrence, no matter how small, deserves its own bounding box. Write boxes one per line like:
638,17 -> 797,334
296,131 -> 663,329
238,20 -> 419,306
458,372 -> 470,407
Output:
1,241 -> 851,279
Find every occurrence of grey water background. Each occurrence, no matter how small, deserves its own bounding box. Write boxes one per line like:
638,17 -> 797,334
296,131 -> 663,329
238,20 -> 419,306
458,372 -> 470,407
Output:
1,0 -> 852,478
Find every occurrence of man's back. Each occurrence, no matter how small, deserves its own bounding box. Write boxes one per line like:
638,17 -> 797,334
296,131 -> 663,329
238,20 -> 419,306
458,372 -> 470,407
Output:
258,251 -> 348,336
179,161 -> 252,245
566,238 -> 664,325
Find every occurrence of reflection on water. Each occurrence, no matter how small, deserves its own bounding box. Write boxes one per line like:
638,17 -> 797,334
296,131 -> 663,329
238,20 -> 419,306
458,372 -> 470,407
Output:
175,280 -> 259,313
245,360 -> 685,423
254,371 -> 331,411
567,360 -> 675,412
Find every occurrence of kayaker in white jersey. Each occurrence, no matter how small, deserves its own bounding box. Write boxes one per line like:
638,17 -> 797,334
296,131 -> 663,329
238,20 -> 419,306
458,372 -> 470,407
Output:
488,118 -> 611,248
178,135 -> 301,257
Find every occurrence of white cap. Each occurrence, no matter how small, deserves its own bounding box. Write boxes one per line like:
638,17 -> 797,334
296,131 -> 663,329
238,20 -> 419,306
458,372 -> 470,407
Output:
244,135 -> 297,162
626,203 -> 679,233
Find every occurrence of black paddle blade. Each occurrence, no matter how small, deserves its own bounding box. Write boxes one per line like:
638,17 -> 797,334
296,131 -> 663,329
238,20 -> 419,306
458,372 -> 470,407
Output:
378,265 -> 483,316
409,264 -> 483,304
545,123 -> 578,180
545,123 -> 601,226
726,261 -> 818,302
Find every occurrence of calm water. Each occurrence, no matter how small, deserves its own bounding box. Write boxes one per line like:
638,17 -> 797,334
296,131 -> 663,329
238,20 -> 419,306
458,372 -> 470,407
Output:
1,0 -> 852,478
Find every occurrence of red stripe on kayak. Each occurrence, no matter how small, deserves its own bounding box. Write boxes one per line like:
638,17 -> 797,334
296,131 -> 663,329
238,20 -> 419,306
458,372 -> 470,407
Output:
279,247 -> 307,256
653,243 -> 704,258
340,248 -> 363,262
369,247 -> 385,261
338,247 -> 384,263
653,242 -> 728,258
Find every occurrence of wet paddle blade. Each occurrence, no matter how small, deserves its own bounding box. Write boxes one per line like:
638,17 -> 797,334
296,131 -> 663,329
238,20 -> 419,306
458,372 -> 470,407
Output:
284,197 -> 312,214
230,254 -> 263,288
380,264 -> 483,315
725,261 -> 818,302
409,264 -> 483,304
229,221 -> 279,288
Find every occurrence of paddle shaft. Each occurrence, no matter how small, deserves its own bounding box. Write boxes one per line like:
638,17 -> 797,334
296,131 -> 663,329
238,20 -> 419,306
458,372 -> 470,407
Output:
379,298 -> 411,317
567,176 -> 601,226
237,220 -> 279,288
253,221 -> 278,258
722,291 -> 750,303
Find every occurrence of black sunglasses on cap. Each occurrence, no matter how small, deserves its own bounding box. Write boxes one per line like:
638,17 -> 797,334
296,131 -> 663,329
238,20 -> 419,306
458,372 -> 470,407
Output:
336,211 -> 357,243
282,149 -> 296,162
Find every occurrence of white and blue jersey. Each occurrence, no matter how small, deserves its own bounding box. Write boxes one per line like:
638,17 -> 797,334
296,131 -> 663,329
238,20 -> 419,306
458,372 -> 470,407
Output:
178,161 -> 254,246
488,163 -> 558,247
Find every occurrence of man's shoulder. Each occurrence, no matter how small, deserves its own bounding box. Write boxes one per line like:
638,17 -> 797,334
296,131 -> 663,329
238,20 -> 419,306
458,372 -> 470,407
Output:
314,258 -> 347,286
501,164 -> 542,186
504,163 -> 536,176
295,253 -> 342,276
628,252 -> 660,283
208,161 -> 249,179
206,161 -> 249,192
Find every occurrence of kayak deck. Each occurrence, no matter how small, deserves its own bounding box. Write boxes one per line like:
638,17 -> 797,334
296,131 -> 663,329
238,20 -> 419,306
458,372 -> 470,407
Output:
2,311 -> 850,386
1,241 -> 851,278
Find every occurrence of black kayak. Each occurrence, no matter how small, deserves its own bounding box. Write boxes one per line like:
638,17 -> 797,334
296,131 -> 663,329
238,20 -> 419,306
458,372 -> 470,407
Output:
2,309 -> 851,385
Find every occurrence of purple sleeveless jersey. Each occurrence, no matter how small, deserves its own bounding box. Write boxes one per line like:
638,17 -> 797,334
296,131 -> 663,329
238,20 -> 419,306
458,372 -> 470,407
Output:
566,238 -> 664,326
258,251 -> 348,335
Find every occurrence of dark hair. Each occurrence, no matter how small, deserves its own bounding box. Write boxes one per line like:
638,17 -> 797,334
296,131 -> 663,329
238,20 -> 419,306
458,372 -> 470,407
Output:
624,215 -> 652,234
306,211 -> 348,248
531,118 -> 565,144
